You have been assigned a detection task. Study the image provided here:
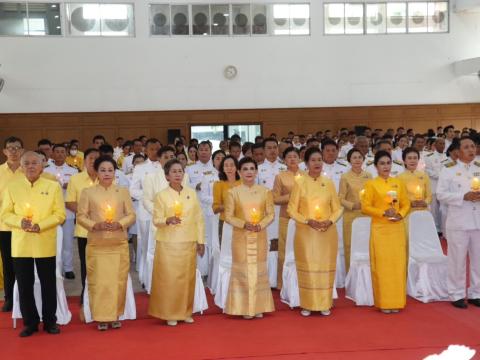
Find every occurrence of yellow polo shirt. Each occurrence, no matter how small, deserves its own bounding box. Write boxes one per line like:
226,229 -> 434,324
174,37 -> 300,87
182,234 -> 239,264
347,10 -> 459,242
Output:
1,177 -> 66,258
0,162 -> 25,231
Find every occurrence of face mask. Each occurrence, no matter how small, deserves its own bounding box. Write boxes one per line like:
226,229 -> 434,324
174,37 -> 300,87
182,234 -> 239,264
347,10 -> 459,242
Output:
70,150 -> 78,156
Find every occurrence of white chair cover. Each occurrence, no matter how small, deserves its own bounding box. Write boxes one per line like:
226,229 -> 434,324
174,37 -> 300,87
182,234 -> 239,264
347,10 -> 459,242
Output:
144,223 -> 157,294
207,214 -> 220,294
280,220 -> 338,308
335,218 -> 346,288
193,269 -> 209,314
407,210 -> 449,303
266,205 -> 281,288
213,222 -> 233,310
12,226 -> 72,327
83,273 -> 136,323
197,211 -> 211,277
345,217 -> 374,306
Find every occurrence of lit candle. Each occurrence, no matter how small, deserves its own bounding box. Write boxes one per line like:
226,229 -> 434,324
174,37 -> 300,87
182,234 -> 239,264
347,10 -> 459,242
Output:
359,189 -> 365,201
25,203 -> 33,221
295,173 -> 302,181
314,205 -> 322,220
250,207 -> 261,225
386,190 -> 398,205
105,204 -> 115,223
174,201 -> 183,218
414,185 -> 423,200
471,177 -> 480,192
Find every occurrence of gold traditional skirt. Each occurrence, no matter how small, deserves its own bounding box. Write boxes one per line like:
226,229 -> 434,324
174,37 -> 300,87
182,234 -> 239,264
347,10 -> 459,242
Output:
0,255 -> 4,290
370,221 -> 407,310
342,210 -> 364,273
86,240 -> 129,322
294,223 -> 338,311
277,217 -> 289,290
148,241 -> 196,321
225,229 -> 275,317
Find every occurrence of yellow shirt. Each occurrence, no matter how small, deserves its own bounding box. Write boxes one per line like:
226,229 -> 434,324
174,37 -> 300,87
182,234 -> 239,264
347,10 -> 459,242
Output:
212,180 -> 242,221
287,174 -> 343,224
272,170 -> 304,219
153,186 -> 205,244
338,170 -> 372,211
66,155 -> 83,172
225,184 -> 275,230
65,171 -> 98,238
0,162 -> 26,231
397,170 -> 432,207
361,176 -> 411,224
76,184 -> 136,243
0,177 -> 66,258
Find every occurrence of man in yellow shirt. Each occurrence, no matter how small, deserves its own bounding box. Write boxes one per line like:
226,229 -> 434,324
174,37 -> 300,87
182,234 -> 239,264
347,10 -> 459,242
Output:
0,136 -> 25,312
1,151 -> 66,337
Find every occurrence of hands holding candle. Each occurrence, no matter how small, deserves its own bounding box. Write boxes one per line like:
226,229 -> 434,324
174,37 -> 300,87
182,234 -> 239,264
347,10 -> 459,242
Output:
93,204 -> 121,231
166,200 -> 183,226
384,190 -> 402,221
412,185 -> 427,208
21,203 -> 40,233
244,207 -> 261,232
464,177 -> 480,202
307,204 -> 332,231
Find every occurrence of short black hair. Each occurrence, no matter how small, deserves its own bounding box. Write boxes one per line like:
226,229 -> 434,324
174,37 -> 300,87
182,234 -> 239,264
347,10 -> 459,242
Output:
347,148 -> 364,162
242,142 -> 254,155
163,158 -> 183,176
37,138 -> 52,147
92,135 -> 106,143
459,135 -> 476,146
374,150 -> 392,166
262,137 -> 278,148
52,143 -> 67,151
304,147 -> 322,163
93,155 -> 117,171
306,138 -> 318,146
252,143 -> 264,151
283,146 -> 299,159
122,141 -> 133,149
99,144 -> 114,155
84,147 -> 100,159
4,136 -> 23,148
157,145 -> 176,158
212,149 -> 226,162
132,154 -> 146,164
145,138 -> 160,147
402,147 -> 420,162
229,141 -> 241,150
218,155 -> 240,181
230,134 -> 241,142
238,156 -> 257,170
444,125 -> 454,134
198,141 -> 212,150
321,139 -> 338,150
375,139 -> 392,150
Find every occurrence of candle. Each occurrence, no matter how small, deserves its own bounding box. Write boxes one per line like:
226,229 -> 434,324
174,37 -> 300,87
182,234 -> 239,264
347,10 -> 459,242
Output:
386,190 -> 398,205
359,189 -> 365,201
25,203 -> 33,221
250,207 -> 261,225
174,201 -> 183,218
314,205 -> 322,220
472,177 -> 480,192
414,185 -> 423,200
105,204 -> 115,223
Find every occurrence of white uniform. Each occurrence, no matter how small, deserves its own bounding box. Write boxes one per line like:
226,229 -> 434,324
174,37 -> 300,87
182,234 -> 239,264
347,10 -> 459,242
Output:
339,143 -> 354,160
424,151 -> 448,232
113,146 -> 123,161
122,153 -> 145,175
392,148 -> 404,163
130,159 -> 162,282
322,160 -> 348,192
365,159 -> 404,178
44,163 -> 78,273
437,160 -> 480,301
299,162 -> 307,171
115,169 -> 130,188
257,159 -> 287,190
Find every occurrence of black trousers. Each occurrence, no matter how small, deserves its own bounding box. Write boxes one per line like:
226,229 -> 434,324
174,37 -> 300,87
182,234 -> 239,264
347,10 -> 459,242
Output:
13,257 -> 57,328
0,231 -> 15,303
78,237 -> 87,303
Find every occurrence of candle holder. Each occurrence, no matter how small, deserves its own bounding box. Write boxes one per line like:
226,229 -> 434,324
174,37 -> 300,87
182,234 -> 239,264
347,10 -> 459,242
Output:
386,190 -> 398,221
25,203 -> 33,222
105,204 -> 115,224
174,201 -> 183,219
471,177 -> 480,192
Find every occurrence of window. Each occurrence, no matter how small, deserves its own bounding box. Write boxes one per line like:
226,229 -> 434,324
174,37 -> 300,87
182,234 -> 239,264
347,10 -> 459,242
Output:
190,124 -> 261,151
0,2 -> 61,36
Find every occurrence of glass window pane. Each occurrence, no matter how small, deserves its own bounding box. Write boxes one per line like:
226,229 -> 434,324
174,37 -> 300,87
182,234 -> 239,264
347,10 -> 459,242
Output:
171,4 -> 189,35
100,4 -> 134,37
252,4 -> 267,35
192,4 -> 209,35
324,3 -> 345,35
366,3 -> 386,34
228,125 -> 261,144
272,4 -> 289,35
232,4 -> 250,35
428,2 -> 448,32
387,2 -> 406,33
345,3 -> 363,34
191,125 -> 225,151
26,3 -> 61,36
149,4 -> 170,36
408,2 -> 428,33
67,3 -> 101,36
211,4 -> 229,35
290,4 -> 310,35
0,2 -> 28,36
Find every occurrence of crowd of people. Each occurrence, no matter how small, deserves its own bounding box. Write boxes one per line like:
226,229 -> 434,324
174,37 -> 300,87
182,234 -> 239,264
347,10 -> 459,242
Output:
0,124 -> 479,337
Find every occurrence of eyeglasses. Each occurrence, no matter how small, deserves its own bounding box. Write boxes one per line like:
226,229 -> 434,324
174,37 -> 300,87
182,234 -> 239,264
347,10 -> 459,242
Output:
5,146 -> 23,152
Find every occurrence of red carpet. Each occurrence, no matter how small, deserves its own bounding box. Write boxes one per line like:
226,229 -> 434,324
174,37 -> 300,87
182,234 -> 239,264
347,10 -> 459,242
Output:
1,288 -> 479,360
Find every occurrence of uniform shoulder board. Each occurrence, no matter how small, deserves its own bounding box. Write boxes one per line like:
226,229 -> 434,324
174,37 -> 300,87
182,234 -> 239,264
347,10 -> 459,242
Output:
445,161 -> 456,168
474,161 -> 480,167
366,160 -> 374,166
393,160 -> 404,166
66,164 -> 76,169
426,152 -> 434,157
336,161 -> 347,167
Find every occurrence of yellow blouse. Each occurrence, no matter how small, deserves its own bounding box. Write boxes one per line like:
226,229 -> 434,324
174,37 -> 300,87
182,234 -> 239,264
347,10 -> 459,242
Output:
272,170 -> 304,219
1,177 -> 66,258
361,176 -> 410,224
66,155 -> 83,172
153,186 -> 205,244
76,184 -> 136,243
212,179 -> 242,221
338,170 -> 372,211
225,184 -> 274,230
397,170 -> 432,206
287,174 -> 343,224
0,162 -> 25,231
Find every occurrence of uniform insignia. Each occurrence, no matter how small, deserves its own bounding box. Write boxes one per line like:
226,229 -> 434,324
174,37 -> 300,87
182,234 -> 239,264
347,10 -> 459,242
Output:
426,153 -> 434,157
445,161 -> 456,168
474,161 -> 480,167
367,161 -> 374,166
336,161 -> 347,167
393,160 -> 404,166
204,171 -> 212,175
473,172 -> 480,177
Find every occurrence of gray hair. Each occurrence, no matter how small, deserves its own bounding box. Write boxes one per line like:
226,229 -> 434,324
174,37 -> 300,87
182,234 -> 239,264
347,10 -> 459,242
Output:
20,151 -> 44,166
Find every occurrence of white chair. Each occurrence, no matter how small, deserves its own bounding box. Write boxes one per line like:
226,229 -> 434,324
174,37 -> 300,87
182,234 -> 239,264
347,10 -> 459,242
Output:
345,217 -> 374,306
280,220 -> 338,308
83,273 -> 137,323
214,222 -> 233,310
13,226 -> 72,327
266,205 -> 281,288
196,211 -> 211,277
407,210 -> 449,303
144,223 -> 156,294
207,214 -> 220,294
193,268 -> 209,314
335,218 -> 346,288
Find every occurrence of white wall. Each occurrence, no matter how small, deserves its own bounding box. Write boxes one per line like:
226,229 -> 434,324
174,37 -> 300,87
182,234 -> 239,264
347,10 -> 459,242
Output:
0,0 -> 480,113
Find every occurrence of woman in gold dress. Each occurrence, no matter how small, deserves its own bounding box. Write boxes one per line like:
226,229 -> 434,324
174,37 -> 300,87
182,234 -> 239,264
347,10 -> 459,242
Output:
272,146 -> 303,290
212,155 -> 241,242
361,150 -> 410,314
287,147 -> 343,317
338,148 -> 372,272
397,147 -> 432,213
224,157 -> 275,319
149,159 -> 205,326
77,156 -> 136,330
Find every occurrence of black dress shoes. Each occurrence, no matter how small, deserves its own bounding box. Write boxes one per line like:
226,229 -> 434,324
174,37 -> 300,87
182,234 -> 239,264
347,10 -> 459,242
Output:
19,326 -> 38,338
1,300 -> 13,312
64,271 -> 75,280
451,299 -> 468,309
44,324 -> 61,335
467,299 -> 480,307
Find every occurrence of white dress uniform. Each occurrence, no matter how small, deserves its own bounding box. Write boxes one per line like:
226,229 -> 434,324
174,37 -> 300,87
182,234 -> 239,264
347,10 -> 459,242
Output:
129,159 -> 161,283
186,160 -> 216,276
115,169 -> 130,188
299,162 -> 307,171
365,159 -> 405,178
122,153 -> 145,175
339,143 -> 354,160
113,146 -> 123,161
424,151 -> 448,232
322,160 -> 348,288
437,160 -> 480,301
44,163 -> 78,273
445,138 -> 453,153
392,147 -> 404,163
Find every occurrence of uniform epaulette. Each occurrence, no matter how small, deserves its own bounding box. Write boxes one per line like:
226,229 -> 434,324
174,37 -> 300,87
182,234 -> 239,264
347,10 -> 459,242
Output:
366,160 -> 374,166
393,160 -> 404,166
426,152 -> 434,157
66,164 -> 76,169
474,161 -> 480,167
445,161 -> 456,168
336,161 -> 347,167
